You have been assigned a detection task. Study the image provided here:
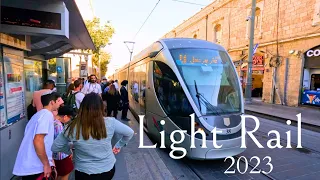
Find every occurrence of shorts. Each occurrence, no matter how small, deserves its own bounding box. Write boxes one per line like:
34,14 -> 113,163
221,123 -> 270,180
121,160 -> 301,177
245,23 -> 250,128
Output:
54,155 -> 74,176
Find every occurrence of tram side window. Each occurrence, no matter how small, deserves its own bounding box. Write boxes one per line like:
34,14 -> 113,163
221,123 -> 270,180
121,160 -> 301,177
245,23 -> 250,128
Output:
132,66 -> 140,102
153,61 -> 193,116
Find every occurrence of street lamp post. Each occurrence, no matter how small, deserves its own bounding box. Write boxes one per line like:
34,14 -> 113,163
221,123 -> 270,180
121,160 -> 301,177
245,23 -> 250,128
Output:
244,0 -> 257,104
124,41 -> 135,80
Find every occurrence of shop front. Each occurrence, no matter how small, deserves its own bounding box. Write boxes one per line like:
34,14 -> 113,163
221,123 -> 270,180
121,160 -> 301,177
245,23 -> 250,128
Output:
301,45 -> 320,106
0,1 -> 95,179
241,54 -> 265,98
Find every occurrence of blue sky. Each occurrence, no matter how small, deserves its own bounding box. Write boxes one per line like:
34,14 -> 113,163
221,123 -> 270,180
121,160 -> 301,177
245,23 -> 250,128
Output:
91,0 -> 214,76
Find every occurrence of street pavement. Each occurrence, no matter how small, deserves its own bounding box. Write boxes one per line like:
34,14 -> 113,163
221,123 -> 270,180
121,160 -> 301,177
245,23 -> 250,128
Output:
244,100 -> 320,127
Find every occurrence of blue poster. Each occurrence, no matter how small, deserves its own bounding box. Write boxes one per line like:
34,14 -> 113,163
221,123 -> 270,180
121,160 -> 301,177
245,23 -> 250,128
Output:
301,90 -> 320,105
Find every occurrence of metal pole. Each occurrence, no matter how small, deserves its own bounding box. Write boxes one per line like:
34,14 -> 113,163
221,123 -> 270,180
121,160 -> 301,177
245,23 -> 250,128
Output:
124,41 -> 135,81
126,51 -> 133,80
244,0 -> 256,104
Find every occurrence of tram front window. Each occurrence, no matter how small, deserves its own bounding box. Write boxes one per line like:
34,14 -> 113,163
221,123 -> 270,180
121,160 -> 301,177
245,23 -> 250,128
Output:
170,48 -> 241,115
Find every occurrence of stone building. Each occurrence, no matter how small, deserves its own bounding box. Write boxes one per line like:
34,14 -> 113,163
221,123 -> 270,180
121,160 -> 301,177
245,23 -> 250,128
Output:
163,0 -> 320,107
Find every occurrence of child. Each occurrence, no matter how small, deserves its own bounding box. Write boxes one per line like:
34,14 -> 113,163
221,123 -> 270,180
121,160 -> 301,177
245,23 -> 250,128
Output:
53,106 -> 75,180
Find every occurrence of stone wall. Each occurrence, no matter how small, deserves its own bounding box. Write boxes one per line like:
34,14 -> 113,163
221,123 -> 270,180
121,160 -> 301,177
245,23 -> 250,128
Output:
163,0 -> 320,106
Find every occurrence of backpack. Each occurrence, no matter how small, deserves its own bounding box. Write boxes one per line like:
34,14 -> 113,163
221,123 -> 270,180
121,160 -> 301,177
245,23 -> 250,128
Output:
65,92 -> 80,113
27,100 -> 37,120
62,92 -> 70,103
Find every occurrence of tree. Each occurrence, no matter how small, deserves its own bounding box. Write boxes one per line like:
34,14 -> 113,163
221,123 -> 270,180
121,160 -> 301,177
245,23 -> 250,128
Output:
100,51 -> 111,77
84,17 -> 114,77
48,58 -> 56,74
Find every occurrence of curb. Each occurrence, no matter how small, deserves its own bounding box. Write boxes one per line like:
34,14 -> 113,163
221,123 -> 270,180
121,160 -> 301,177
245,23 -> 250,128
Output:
245,109 -> 320,133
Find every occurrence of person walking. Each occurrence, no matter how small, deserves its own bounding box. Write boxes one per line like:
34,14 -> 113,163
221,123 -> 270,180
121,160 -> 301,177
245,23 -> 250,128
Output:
113,80 -> 119,91
65,80 -> 85,112
51,93 -> 134,180
106,84 -> 120,118
13,92 -> 64,180
120,80 -> 130,121
81,74 -> 102,96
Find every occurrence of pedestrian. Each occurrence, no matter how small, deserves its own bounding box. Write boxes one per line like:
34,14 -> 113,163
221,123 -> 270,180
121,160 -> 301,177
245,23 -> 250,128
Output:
62,83 -> 75,103
51,93 -> 134,180
32,80 -> 56,112
13,92 -> 64,179
65,80 -> 85,112
120,80 -> 130,121
106,84 -> 121,118
81,74 -> 102,96
113,80 -> 119,91
53,106 -> 76,180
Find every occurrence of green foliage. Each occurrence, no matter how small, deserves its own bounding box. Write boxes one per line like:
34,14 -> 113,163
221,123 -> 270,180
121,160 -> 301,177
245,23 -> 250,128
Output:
100,51 -> 111,77
84,17 -> 114,77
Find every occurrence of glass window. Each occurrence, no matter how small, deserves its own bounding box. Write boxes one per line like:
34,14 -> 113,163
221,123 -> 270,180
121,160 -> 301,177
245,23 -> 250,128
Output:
139,63 -> 147,109
170,48 -> 241,115
255,8 -> 261,29
153,61 -> 193,117
24,59 -> 44,105
310,74 -> 320,90
132,66 -> 140,103
214,24 -> 222,44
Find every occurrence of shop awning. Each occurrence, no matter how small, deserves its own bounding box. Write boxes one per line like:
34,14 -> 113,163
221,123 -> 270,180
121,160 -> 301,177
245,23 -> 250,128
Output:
1,0 -> 95,59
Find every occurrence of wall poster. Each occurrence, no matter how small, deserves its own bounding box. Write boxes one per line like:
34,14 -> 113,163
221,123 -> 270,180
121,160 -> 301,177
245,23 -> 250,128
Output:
3,52 -> 26,125
0,61 -> 6,128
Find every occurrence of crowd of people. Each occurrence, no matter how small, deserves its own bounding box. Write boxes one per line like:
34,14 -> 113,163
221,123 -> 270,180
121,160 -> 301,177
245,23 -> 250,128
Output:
13,74 -> 134,180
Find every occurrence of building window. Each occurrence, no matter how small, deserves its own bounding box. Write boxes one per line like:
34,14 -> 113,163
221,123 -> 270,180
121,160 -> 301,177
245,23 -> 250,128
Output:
214,24 -> 222,44
255,8 -> 261,29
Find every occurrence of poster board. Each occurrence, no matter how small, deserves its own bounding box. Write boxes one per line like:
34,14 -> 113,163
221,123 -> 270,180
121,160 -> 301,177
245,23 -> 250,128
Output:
3,51 -> 26,125
0,62 -> 6,128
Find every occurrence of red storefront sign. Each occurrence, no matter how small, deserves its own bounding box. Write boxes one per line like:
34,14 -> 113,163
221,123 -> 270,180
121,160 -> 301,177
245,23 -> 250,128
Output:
241,55 -> 264,71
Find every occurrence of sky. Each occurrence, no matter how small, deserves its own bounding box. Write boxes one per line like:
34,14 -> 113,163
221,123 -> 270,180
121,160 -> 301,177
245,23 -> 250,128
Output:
88,0 -> 215,77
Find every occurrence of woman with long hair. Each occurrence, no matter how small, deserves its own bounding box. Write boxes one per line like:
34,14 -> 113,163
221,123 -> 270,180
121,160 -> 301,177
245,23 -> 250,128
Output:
51,93 -> 134,180
106,84 -> 120,118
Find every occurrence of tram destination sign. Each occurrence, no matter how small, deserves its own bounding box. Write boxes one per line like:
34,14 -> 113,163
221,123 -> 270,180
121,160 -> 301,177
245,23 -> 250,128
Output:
1,6 -> 61,30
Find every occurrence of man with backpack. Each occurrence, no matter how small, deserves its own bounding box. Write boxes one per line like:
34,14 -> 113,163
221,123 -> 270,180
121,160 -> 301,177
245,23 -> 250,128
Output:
65,80 -> 85,113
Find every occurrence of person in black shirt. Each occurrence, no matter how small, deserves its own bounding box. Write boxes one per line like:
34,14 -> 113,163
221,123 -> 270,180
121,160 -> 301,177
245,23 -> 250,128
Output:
106,85 -> 120,118
120,80 -> 130,121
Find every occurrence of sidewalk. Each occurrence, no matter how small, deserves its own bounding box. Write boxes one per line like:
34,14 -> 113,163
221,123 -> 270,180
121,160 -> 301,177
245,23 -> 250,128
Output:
111,111 -> 175,180
244,100 -> 320,127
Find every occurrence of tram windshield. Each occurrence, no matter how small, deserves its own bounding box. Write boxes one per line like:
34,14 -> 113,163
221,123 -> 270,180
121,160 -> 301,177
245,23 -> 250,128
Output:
170,48 -> 241,115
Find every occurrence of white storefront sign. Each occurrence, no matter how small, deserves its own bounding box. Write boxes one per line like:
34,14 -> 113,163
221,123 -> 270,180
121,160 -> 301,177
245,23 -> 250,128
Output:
306,49 -> 320,57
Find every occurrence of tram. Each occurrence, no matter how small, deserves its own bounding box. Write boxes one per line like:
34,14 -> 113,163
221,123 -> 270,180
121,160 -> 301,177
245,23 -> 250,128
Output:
110,38 -> 245,159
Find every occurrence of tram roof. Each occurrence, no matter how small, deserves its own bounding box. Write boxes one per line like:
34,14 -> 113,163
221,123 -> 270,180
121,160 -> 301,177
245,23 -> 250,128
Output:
114,38 -> 227,73
160,38 -> 226,51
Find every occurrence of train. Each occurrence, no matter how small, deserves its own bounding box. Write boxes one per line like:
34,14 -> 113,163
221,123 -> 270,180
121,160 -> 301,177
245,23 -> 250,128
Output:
109,38 -> 245,159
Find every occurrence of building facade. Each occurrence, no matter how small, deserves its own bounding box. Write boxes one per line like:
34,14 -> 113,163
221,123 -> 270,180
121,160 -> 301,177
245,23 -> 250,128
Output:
163,0 -> 320,107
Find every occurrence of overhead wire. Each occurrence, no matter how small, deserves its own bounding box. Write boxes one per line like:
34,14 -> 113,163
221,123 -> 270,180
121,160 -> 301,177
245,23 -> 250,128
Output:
133,0 -> 161,41
171,0 -> 207,6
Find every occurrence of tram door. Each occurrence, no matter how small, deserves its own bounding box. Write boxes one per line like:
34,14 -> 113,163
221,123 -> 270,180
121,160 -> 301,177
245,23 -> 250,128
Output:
139,63 -> 147,115
131,64 -> 147,116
